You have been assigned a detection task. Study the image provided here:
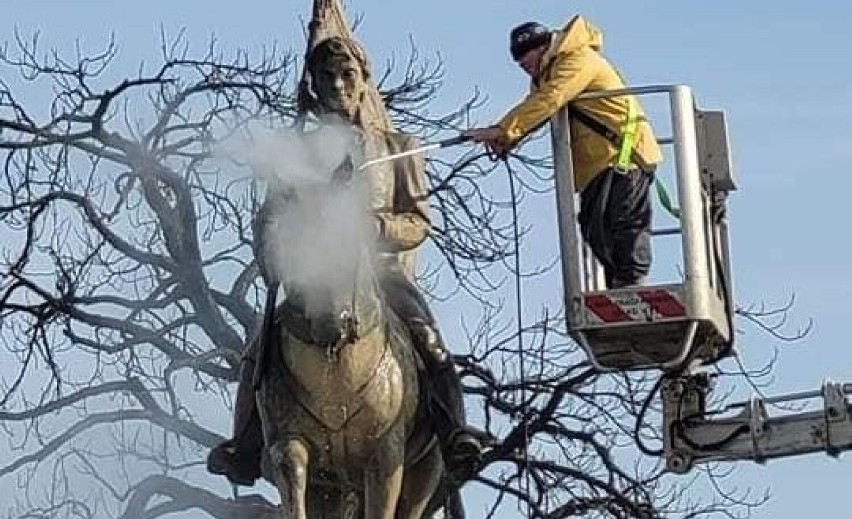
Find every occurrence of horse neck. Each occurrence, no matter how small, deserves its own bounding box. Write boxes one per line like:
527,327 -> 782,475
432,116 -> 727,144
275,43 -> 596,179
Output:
349,263 -> 383,339
279,261 -> 389,388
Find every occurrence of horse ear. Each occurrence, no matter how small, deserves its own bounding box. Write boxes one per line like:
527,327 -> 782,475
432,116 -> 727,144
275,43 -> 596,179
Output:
331,155 -> 355,185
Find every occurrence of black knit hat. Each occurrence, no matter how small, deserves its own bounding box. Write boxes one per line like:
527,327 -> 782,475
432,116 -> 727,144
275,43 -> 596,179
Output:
509,22 -> 552,61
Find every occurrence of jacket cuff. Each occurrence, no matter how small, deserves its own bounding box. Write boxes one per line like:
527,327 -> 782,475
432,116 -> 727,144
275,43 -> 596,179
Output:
496,121 -> 522,145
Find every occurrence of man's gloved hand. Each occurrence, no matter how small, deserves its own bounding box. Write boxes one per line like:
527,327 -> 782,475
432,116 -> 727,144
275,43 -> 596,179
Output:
463,126 -> 511,160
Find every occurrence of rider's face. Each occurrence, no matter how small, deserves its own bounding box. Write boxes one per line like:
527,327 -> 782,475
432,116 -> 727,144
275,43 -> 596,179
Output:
314,55 -> 366,121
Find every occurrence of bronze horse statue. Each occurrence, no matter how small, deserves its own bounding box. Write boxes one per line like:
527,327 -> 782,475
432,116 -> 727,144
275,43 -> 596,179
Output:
255,183 -> 453,519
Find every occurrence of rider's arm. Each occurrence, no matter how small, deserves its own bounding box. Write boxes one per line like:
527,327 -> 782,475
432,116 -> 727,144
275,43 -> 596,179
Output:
375,134 -> 430,253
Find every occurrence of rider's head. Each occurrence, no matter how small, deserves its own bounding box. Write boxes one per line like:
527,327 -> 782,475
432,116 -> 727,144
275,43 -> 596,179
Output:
306,36 -> 370,121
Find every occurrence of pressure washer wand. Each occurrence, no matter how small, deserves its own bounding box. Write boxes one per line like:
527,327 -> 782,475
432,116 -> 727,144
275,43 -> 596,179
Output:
357,135 -> 471,171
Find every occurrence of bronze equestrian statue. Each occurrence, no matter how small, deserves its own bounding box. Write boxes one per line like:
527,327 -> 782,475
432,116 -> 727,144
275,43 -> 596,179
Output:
207,36 -> 482,518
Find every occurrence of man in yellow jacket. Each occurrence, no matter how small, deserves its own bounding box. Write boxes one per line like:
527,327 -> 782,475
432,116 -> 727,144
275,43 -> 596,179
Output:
465,16 -> 663,288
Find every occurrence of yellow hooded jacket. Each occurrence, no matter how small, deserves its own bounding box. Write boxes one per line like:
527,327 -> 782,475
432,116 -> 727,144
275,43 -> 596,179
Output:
497,16 -> 662,191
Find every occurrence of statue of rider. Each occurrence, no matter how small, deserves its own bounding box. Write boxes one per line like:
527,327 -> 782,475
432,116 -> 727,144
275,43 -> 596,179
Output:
207,35 -> 482,486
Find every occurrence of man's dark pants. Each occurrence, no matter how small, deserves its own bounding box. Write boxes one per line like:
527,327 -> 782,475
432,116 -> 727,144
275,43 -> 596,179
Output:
578,166 -> 653,288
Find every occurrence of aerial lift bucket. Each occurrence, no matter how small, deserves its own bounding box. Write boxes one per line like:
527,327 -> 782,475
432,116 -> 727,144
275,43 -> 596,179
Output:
552,85 -> 736,372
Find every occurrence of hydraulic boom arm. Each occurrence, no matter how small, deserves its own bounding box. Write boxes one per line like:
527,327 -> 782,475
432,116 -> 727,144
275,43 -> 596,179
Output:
662,374 -> 852,473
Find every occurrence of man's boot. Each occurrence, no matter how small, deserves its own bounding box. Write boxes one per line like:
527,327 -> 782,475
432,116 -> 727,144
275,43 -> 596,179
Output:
409,319 -> 483,482
207,352 -> 264,486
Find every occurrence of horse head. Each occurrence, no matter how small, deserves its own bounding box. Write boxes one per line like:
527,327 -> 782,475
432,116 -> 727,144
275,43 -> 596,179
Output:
266,179 -> 383,353
277,242 -> 382,355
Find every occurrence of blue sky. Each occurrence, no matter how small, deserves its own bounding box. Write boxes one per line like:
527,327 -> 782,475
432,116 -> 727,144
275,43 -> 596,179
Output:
2,1 -> 850,517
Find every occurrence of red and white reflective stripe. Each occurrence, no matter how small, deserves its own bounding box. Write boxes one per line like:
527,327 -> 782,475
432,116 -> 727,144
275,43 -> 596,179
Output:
637,289 -> 686,319
584,294 -> 633,323
584,289 -> 686,324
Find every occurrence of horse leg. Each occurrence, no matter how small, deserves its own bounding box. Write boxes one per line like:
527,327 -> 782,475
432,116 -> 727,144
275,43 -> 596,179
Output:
364,434 -> 405,519
396,444 -> 442,519
269,438 -> 310,519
